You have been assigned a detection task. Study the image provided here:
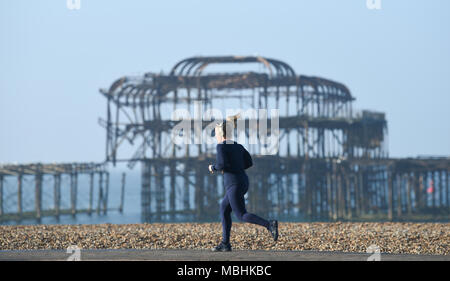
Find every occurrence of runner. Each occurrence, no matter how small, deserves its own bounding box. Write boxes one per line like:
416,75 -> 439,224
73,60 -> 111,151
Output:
209,114 -> 278,252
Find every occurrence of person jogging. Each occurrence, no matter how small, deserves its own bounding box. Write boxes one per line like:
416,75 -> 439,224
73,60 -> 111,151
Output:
208,114 -> 278,252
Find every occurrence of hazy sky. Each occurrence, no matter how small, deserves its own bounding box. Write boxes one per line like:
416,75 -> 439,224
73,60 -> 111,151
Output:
1,0 -> 449,164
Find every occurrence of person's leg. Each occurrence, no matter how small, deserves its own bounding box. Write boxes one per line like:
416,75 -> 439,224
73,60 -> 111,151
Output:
228,184 -> 270,229
220,194 -> 232,244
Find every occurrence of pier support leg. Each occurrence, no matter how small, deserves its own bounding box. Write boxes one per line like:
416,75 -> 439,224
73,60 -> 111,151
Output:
70,173 -> 78,217
406,174 -> 412,215
35,172 -> 42,221
447,171 -> 449,208
327,171 -> 333,219
88,173 -> 94,215
397,173 -> 402,218
387,170 -> 393,221
97,172 -> 103,214
17,174 -> 23,218
141,161 -> 151,222
103,172 -> 109,215
54,174 -> 61,219
0,175 -> 3,217
119,172 -> 126,214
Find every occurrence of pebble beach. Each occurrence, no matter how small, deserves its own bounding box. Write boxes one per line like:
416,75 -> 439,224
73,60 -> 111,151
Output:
0,222 -> 448,256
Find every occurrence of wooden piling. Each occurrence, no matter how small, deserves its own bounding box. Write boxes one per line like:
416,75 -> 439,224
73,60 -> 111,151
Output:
17,173 -> 22,216
88,172 -> 94,215
326,171 -> 332,219
154,165 -> 161,221
305,163 -> 312,219
361,170 -> 369,215
424,172 -> 429,209
446,171 -> 449,208
353,171 -> 360,217
310,175 -> 316,219
438,170 -> 443,208
357,169 -> 364,216
337,172 -> 343,219
183,162 -> 190,214
343,172 -> 351,220
103,172 -> 109,215
97,172 -> 103,214
372,167 -> 378,214
54,174 -> 61,218
380,168 -> 387,211
0,175 -> 3,217
169,162 -> 176,219
119,172 -> 126,213
262,162 -> 270,218
297,166 -> 303,217
396,173 -> 402,218
286,172 -> 293,217
413,172 -> 419,212
387,169 -> 393,221
70,173 -> 77,216
332,164 -> 338,221
432,171 -> 436,209
141,161 -> 152,221
194,168 -> 202,220
406,174 -> 412,215
35,171 -> 42,220
418,173 -> 424,210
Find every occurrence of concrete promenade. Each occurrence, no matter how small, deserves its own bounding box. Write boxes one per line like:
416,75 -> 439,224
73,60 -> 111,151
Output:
0,249 -> 448,261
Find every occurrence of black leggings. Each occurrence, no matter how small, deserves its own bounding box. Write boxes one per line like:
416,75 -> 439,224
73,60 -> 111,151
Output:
220,183 -> 270,244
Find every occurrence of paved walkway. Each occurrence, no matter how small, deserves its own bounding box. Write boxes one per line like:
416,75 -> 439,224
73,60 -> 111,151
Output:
0,249 -> 448,261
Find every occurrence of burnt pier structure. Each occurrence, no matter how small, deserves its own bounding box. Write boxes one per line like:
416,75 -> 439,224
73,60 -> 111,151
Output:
0,162 -> 127,222
100,56 -> 449,222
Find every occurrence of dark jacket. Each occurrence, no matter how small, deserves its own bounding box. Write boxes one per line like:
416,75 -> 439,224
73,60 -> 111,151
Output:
212,140 -> 253,188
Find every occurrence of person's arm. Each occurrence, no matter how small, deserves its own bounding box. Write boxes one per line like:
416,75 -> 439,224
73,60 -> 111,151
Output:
212,144 -> 225,172
243,146 -> 253,169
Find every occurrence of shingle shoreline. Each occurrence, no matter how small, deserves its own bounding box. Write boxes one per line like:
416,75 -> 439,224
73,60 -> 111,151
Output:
1,222 -> 448,255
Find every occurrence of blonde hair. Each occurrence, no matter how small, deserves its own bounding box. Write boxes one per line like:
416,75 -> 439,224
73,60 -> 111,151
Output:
215,113 -> 240,139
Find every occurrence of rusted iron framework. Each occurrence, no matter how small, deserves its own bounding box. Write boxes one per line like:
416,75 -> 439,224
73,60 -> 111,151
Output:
0,162 -> 114,222
100,56 -> 449,222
